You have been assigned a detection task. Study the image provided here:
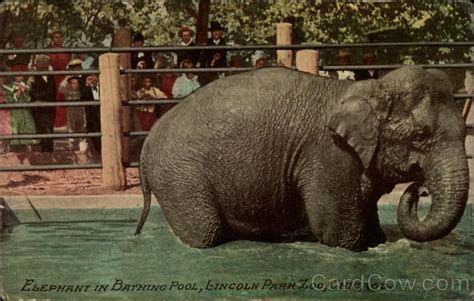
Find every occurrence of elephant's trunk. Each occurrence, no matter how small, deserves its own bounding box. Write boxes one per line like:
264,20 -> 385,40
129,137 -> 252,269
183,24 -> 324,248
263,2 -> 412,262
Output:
397,143 -> 469,241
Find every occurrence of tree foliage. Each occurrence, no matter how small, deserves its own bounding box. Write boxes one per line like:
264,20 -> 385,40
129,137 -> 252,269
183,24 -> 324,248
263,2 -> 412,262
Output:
0,0 -> 471,65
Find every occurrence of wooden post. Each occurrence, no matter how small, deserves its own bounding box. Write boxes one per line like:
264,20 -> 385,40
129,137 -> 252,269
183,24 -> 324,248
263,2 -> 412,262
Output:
463,70 -> 474,182
113,27 -> 133,163
296,50 -> 320,75
276,22 -> 293,67
462,70 -> 473,120
99,53 -> 126,191
462,99 -> 472,121
196,0 -> 211,45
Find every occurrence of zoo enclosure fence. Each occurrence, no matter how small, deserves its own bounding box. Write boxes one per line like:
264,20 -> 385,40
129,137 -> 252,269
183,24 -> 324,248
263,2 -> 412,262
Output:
0,41 -> 473,190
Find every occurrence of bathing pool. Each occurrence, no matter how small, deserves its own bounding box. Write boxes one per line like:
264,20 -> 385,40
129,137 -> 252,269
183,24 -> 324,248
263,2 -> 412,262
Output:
1,203 -> 472,300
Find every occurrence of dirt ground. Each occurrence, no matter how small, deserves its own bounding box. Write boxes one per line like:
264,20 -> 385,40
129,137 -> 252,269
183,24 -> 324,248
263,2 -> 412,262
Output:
0,151 -> 142,196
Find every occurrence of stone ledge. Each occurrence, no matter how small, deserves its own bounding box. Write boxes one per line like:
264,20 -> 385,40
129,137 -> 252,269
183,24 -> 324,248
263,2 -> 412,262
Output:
2,188 -> 473,211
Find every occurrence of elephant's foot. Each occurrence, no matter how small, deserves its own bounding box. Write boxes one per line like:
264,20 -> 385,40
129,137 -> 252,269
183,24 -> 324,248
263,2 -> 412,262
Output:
317,222 -> 369,252
365,204 -> 386,247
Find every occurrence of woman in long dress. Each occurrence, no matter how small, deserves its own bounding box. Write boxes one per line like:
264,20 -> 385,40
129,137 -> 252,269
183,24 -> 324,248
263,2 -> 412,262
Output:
4,65 -> 38,150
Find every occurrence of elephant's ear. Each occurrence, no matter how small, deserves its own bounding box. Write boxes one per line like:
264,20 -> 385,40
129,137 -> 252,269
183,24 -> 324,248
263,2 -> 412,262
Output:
328,80 -> 384,169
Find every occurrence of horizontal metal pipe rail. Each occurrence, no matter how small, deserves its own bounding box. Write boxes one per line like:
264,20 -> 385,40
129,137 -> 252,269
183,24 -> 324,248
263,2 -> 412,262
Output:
123,67 -> 254,74
2,64 -> 472,78
0,70 -> 99,77
0,42 -> 472,55
0,101 -> 99,109
0,163 -> 139,172
321,63 -> 474,70
0,132 -> 101,140
121,64 -> 474,75
1,93 -> 471,110
124,162 -> 140,168
124,99 -> 182,105
0,164 -> 103,172
124,131 -> 149,137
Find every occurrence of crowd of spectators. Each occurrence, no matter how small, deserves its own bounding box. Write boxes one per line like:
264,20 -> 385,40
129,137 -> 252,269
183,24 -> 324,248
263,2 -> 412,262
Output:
0,21 -> 379,156
0,30 -> 101,154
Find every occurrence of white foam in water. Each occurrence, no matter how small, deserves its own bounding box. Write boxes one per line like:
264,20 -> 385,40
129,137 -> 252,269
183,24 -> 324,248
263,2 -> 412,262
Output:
368,239 -> 412,254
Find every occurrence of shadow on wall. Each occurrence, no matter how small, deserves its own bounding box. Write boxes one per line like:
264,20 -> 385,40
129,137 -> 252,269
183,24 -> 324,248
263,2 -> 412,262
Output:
0,174 -> 49,189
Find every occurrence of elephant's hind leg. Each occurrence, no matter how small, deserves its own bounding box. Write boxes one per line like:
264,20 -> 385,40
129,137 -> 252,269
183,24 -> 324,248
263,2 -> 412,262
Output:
157,180 -> 228,248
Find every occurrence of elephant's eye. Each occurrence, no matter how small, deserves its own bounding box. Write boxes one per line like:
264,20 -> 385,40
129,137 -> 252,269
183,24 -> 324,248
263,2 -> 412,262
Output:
412,132 -> 427,142
411,128 -> 431,147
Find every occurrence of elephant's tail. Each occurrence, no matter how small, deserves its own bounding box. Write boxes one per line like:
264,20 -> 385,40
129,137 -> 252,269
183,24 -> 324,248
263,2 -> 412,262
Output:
135,143 -> 152,235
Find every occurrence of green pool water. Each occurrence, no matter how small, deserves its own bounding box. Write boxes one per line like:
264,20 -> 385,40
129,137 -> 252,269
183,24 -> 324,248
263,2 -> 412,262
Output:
1,204 -> 472,300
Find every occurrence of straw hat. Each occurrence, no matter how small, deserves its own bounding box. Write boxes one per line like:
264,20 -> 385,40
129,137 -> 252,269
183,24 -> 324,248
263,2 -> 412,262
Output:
337,49 -> 351,57
68,59 -> 82,68
36,54 -> 50,64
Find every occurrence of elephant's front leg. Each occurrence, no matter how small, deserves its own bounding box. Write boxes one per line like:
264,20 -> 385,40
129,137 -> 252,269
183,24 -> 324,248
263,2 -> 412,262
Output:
365,201 -> 387,247
301,183 -> 368,251
360,175 -> 387,247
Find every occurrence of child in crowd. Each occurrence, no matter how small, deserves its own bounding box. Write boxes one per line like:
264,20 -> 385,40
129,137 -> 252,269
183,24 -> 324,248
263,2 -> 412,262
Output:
155,54 -> 178,117
3,65 -> 38,151
172,59 -> 200,99
252,51 -> 269,68
136,75 -> 167,131
59,75 -> 87,151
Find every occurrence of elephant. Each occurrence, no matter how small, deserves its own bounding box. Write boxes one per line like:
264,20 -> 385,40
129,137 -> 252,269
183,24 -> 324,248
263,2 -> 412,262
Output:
135,66 -> 469,251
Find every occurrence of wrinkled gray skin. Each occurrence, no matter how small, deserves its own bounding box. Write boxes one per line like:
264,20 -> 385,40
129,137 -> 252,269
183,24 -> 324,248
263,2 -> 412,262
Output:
135,66 -> 468,251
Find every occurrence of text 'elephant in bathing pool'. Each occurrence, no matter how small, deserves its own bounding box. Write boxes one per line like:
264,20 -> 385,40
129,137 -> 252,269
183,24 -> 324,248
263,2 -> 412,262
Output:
135,66 -> 469,251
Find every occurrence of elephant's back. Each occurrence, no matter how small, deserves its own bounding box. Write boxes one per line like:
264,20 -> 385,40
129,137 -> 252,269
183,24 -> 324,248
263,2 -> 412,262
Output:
146,67 -> 302,144
144,67 -> 345,175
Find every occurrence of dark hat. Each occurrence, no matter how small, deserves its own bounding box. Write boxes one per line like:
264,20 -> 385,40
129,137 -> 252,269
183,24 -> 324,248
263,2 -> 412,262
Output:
208,21 -> 225,32
132,32 -> 146,42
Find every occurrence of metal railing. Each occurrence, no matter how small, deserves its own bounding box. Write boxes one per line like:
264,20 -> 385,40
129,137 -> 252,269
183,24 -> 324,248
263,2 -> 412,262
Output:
0,41 -> 472,55
0,43 -> 473,173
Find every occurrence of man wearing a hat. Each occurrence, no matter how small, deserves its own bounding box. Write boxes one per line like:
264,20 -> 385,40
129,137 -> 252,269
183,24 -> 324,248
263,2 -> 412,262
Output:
6,33 -> 31,70
131,32 -> 154,69
65,58 -> 87,87
176,26 -> 199,67
199,21 -> 228,85
354,52 -> 379,81
335,49 -> 355,80
29,54 -> 56,152
67,58 -> 83,69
